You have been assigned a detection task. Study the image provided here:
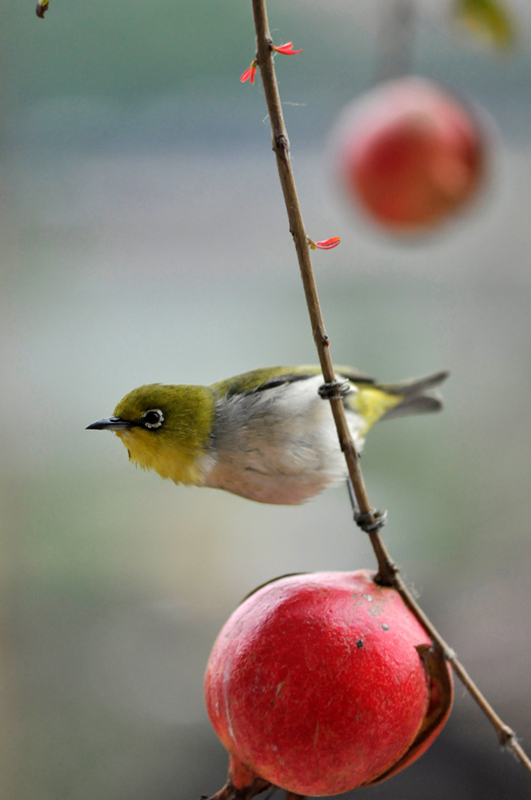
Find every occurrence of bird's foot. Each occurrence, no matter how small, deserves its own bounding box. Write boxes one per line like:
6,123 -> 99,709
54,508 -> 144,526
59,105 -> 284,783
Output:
318,380 -> 352,400
354,508 -> 388,534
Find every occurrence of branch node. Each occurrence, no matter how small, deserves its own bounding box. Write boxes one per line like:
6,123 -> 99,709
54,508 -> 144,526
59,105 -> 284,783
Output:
274,133 -> 290,160
443,647 -> 457,663
499,726 -> 516,748
374,559 -> 399,587
342,440 -> 361,460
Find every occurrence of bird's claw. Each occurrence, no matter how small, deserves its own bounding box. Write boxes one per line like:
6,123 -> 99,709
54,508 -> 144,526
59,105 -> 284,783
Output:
354,508 -> 388,533
318,380 -> 352,400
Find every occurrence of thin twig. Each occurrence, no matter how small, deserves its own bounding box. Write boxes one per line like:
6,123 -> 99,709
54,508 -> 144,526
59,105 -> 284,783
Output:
250,0 -> 531,777
252,0 -> 394,586
375,0 -> 416,83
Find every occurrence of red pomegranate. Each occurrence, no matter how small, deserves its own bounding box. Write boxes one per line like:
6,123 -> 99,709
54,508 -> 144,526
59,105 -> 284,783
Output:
205,570 -> 452,797
332,77 -> 488,234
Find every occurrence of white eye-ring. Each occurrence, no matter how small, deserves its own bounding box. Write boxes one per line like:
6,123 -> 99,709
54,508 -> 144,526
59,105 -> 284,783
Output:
142,409 -> 164,429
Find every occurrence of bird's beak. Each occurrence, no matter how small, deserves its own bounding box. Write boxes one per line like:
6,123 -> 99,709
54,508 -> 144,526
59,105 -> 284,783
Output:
86,416 -> 134,431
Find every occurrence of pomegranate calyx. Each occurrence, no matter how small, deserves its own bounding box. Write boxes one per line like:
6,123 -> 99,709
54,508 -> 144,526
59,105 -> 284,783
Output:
204,754 -> 271,800
203,778 -> 271,800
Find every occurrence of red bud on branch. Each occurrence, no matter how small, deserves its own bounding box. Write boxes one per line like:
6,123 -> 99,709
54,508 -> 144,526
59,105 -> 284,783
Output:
308,236 -> 341,250
240,61 -> 258,85
271,41 -> 303,55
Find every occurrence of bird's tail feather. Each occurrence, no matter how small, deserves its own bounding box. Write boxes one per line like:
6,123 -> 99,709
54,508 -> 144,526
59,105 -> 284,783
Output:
378,370 -> 449,421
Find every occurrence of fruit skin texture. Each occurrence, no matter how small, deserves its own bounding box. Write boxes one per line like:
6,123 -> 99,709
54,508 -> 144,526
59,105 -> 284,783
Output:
335,77 -> 486,233
205,570 -> 451,796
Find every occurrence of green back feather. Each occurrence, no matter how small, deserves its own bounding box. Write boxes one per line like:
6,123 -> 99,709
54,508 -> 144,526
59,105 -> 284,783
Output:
210,365 -> 375,399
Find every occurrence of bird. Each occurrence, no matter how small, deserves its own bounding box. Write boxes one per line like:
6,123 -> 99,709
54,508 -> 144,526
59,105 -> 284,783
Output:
86,365 -> 448,505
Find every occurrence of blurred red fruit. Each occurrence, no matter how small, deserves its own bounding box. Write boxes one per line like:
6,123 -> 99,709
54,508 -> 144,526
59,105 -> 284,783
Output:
333,77 -> 487,234
205,570 -> 452,798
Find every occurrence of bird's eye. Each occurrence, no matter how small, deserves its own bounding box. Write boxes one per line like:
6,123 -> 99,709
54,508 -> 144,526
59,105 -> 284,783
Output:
142,409 -> 164,429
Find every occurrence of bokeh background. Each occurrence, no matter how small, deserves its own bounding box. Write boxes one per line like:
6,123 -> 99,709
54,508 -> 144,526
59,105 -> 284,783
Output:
2,1 -> 531,798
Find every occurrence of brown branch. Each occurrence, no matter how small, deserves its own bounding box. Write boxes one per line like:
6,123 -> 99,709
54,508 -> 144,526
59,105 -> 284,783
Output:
252,0 -> 394,586
250,0 -> 531,778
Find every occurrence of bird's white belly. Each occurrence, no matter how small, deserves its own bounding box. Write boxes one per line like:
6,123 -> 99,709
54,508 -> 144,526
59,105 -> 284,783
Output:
204,376 -> 365,505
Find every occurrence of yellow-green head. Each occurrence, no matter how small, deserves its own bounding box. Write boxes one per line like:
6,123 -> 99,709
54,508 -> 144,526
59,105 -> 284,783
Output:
87,383 -> 215,485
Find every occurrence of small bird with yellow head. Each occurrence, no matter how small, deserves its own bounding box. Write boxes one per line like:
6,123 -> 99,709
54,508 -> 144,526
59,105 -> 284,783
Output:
87,365 -> 448,505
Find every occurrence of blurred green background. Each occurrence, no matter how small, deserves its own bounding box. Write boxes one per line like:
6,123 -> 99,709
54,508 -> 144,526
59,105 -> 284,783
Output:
2,1 -> 531,798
